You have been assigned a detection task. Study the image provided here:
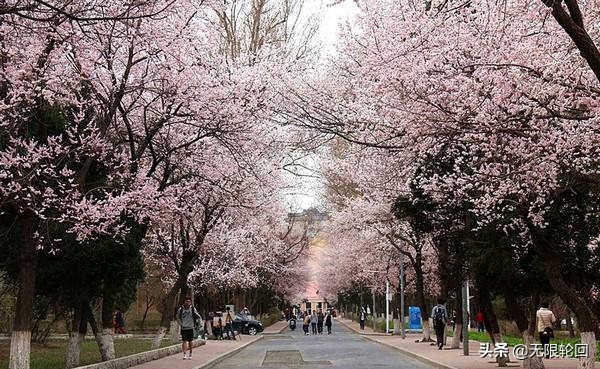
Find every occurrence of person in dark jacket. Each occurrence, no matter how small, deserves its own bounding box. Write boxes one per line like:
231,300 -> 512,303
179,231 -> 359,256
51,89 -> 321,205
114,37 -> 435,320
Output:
310,310 -> 318,335
317,310 -> 324,334
431,298 -> 448,350
325,311 -> 333,334
113,308 -> 126,334
359,307 -> 366,330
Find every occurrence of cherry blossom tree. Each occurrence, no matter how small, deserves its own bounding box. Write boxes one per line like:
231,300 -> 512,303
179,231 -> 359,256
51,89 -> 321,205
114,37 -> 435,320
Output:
283,1 -> 600,367
0,0 -> 307,366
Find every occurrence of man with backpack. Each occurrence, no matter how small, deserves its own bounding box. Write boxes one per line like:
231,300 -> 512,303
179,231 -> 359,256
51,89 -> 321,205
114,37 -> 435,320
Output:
176,297 -> 202,360
431,298 -> 448,350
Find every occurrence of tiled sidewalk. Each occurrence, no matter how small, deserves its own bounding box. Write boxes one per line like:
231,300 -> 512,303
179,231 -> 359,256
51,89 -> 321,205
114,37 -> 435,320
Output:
131,320 -> 288,369
338,318 -> 596,369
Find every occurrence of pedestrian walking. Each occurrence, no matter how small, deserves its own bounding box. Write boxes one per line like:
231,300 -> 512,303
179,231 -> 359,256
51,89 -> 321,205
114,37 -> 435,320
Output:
176,297 -> 202,360
431,298 -> 448,350
224,306 -> 236,340
449,309 -> 457,333
310,310 -> 318,335
113,308 -> 126,334
303,311 -> 310,335
536,302 -> 556,359
475,311 -> 485,333
317,310 -> 324,334
213,314 -> 224,340
359,307 -> 366,330
325,311 -> 332,334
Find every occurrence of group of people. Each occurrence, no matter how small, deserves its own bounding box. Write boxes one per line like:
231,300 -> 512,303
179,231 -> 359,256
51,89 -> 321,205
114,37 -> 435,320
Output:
177,298 -> 248,360
298,309 -> 333,335
206,306 -> 237,341
431,299 -> 557,359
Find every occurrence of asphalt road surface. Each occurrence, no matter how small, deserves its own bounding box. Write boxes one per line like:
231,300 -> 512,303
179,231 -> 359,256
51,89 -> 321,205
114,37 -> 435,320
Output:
210,320 -> 435,369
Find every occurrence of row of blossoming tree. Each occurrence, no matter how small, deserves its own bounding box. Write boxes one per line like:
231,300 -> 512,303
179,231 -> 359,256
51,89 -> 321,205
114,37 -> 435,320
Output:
280,1 -> 600,368
0,0 -> 316,368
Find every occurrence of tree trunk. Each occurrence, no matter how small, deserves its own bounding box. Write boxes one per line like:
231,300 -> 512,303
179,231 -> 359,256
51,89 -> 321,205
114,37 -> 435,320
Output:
152,286 -> 177,350
422,319 -> 432,342
152,326 -> 168,350
544,0 -> 600,83
580,332 -> 597,369
140,302 -> 152,332
503,290 -> 544,369
493,332 -> 509,367
451,287 -> 463,349
415,256 -> 432,342
451,323 -> 462,349
152,253 -> 195,349
153,279 -> 183,349
479,286 -> 507,366
170,320 -> 179,343
9,211 -> 38,369
521,331 -> 545,369
87,307 -> 105,359
99,295 -> 115,361
65,303 -> 88,369
437,239 -> 450,302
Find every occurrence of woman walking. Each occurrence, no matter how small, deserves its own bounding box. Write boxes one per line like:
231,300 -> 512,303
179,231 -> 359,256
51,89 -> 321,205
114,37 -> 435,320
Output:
303,311 -> 310,335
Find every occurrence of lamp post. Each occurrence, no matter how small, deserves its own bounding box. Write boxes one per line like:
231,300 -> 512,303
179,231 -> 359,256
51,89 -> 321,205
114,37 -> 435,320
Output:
399,255 -> 405,339
462,280 -> 470,356
385,278 -> 390,333
364,270 -> 391,334
372,288 -> 376,332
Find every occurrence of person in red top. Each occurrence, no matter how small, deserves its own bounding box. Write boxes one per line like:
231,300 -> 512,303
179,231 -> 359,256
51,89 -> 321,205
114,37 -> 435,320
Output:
475,311 -> 485,332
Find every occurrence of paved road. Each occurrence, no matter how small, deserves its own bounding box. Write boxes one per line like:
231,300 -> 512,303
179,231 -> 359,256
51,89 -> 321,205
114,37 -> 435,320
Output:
210,320 -> 435,369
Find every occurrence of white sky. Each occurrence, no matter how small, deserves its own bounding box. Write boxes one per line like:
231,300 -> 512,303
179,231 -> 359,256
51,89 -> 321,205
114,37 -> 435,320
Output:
283,0 -> 359,212
308,0 -> 360,56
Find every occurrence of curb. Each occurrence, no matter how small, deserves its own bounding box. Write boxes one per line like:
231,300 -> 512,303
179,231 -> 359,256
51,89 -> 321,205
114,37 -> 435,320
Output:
361,335 -> 458,369
192,336 -> 263,369
75,339 -> 206,369
336,318 -> 392,337
262,321 -> 289,335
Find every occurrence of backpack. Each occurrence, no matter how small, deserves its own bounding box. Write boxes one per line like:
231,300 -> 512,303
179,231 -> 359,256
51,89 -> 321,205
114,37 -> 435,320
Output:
177,306 -> 200,327
433,306 -> 445,327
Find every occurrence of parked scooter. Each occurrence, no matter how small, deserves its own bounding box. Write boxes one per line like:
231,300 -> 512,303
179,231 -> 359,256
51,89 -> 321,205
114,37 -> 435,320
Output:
289,315 -> 297,331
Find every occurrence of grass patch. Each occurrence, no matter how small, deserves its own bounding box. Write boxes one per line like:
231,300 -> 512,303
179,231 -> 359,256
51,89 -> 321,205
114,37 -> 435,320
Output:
0,338 -> 175,369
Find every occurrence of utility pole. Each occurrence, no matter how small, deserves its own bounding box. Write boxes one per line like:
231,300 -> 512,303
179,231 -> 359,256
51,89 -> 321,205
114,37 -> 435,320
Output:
462,280 -> 469,356
372,289 -> 376,332
386,279 -> 390,334
465,279 -> 471,329
400,258 -> 405,338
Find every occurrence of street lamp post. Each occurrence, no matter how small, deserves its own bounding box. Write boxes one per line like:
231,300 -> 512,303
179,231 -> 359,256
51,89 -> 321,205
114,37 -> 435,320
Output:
372,289 -> 376,332
465,279 -> 471,329
385,279 -> 390,334
364,270 -> 391,334
400,256 -> 405,338
462,280 -> 470,356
